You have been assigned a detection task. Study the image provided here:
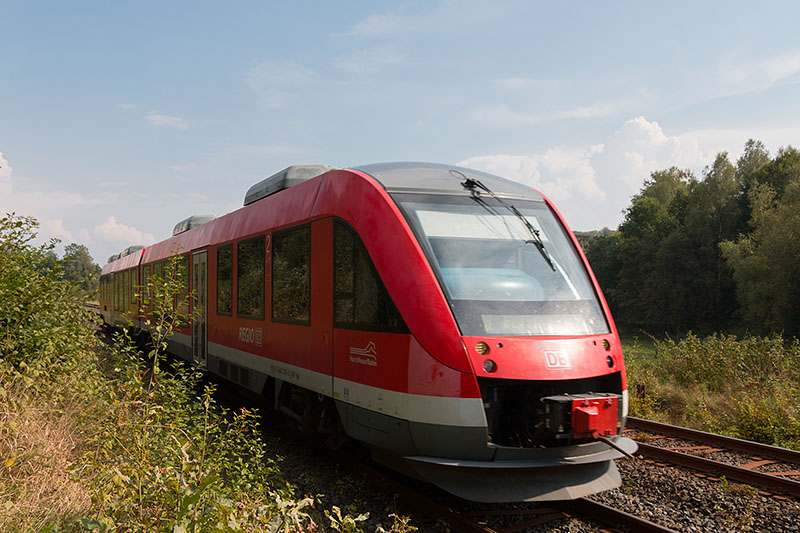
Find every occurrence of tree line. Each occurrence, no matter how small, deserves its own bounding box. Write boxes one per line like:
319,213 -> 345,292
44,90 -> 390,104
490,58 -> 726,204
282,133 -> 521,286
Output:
578,140 -> 800,337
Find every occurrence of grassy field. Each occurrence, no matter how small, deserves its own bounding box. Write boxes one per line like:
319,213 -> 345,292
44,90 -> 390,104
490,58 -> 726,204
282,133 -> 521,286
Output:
621,332 -> 800,450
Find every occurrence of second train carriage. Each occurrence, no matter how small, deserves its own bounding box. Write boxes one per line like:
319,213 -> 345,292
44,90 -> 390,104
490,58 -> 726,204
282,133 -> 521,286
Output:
99,162 -> 637,502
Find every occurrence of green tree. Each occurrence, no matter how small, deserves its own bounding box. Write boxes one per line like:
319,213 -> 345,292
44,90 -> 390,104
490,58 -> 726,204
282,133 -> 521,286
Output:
678,153 -> 740,330
61,243 -> 100,297
721,180 -> 800,335
0,214 -> 93,366
752,146 -> 800,197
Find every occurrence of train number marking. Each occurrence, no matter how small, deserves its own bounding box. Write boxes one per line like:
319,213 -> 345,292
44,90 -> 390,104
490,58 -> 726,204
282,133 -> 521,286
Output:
239,327 -> 262,346
349,341 -> 378,367
544,350 -> 571,369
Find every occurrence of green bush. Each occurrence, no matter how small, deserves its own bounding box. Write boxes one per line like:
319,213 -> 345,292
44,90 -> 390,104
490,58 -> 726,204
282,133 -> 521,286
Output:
625,333 -> 800,448
0,215 -> 414,532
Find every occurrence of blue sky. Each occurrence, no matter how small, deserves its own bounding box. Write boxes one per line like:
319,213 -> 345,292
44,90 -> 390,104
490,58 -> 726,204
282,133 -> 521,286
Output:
3,1 -> 800,265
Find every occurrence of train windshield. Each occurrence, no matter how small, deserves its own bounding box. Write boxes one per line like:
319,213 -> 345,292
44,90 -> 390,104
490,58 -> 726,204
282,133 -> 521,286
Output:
393,193 -> 609,336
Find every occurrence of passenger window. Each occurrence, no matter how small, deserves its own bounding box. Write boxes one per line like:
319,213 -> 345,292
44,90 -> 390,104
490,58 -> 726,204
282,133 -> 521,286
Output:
217,243 -> 233,316
272,226 -> 310,323
334,221 -> 407,331
237,236 -> 265,319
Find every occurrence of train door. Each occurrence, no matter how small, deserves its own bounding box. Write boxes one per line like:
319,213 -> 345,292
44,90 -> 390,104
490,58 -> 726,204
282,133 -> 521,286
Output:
192,250 -> 208,367
310,219 -> 334,394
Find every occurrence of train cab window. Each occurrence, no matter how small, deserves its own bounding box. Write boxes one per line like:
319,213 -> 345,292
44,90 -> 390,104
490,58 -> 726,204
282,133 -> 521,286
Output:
237,236 -> 265,319
217,244 -> 233,316
333,221 -> 407,332
272,226 -> 310,323
142,264 -> 151,305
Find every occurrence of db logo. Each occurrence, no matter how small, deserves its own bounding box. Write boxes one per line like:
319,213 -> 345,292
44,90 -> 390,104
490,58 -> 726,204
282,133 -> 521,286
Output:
544,350 -> 570,369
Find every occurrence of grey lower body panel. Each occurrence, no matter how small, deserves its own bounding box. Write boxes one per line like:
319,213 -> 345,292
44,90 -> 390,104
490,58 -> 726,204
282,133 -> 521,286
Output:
404,454 -> 623,502
207,354 -> 269,394
336,401 -> 637,502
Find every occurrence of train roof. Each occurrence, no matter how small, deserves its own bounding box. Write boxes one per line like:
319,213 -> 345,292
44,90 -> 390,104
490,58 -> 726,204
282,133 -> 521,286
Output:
353,162 -> 545,201
173,214 -> 216,236
244,165 -> 332,206
107,162 -> 545,271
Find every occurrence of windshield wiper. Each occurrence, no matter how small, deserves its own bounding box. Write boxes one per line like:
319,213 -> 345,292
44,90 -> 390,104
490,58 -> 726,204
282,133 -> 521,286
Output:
461,176 -> 556,272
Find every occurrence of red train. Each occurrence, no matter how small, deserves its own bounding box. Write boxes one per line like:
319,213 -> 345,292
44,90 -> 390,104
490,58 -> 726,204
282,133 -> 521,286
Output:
99,162 -> 636,502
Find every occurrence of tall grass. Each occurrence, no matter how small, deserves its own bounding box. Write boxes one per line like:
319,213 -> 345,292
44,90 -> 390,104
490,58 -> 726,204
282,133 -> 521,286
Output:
625,333 -> 800,449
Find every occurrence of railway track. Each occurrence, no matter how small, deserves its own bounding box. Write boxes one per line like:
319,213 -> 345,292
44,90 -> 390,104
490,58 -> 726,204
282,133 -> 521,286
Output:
628,417 -> 800,498
356,459 -> 677,533
211,374 -> 679,532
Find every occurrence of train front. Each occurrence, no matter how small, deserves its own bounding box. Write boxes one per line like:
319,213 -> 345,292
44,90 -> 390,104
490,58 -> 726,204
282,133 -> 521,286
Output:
368,164 -> 637,502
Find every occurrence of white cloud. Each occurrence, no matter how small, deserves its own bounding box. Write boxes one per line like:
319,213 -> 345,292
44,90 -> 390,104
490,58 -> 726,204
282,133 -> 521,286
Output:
459,116 -> 713,231
40,219 -> 74,242
468,102 -> 620,127
494,77 -> 562,91
93,216 -> 155,246
590,117 -> 707,186
0,152 -> 12,195
333,46 -> 405,75
341,1 -> 513,37
145,113 -> 189,130
244,60 -> 315,110
718,50 -> 800,93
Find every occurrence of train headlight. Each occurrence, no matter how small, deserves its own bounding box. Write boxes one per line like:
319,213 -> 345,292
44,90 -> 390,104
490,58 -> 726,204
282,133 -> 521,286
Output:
483,359 -> 497,373
475,341 -> 490,355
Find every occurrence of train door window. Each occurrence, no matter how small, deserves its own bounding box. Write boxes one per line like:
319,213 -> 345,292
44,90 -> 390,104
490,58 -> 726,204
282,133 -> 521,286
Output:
272,226 -> 310,324
333,221 -> 407,332
164,259 -> 178,313
237,236 -> 265,319
123,269 -> 130,310
154,261 -> 162,284
142,264 -> 151,305
130,268 -> 137,305
217,243 -> 233,316
177,254 -> 189,316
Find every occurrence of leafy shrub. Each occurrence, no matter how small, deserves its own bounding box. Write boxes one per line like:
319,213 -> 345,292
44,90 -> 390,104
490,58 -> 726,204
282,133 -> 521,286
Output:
625,332 -> 800,448
1,215 -> 416,532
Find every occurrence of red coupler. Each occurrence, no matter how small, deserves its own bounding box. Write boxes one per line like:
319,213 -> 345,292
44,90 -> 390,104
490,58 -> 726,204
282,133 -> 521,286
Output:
571,395 -> 619,438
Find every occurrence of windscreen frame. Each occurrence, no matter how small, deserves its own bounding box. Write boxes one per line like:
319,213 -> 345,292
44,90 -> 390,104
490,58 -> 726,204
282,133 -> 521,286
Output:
391,192 -> 611,337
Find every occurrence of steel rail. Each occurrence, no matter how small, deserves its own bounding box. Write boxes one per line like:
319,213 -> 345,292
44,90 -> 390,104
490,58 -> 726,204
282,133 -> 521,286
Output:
554,497 -> 679,533
628,417 -> 800,464
636,442 -> 800,498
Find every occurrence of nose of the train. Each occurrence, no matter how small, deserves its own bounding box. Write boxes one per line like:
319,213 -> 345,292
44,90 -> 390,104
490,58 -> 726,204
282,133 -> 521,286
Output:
461,334 -> 624,381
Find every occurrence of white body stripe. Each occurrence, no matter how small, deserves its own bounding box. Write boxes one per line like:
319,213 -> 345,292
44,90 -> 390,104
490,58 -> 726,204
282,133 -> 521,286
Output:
208,342 -> 485,428
209,342 -> 332,396
622,389 -> 629,418
334,377 -> 486,428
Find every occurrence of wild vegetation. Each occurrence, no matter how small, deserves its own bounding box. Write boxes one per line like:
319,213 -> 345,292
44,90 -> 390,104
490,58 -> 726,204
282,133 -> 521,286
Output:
577,139 -> 800,448
624,334 -> 800,449
0,214 -> 411,532
579,139 -> 800,337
